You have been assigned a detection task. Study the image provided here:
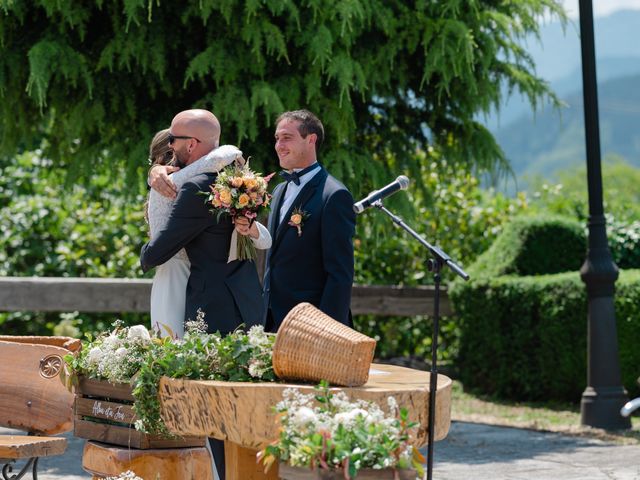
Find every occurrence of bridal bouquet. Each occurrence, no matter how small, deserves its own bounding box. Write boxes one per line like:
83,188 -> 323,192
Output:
205,162 -> 275,261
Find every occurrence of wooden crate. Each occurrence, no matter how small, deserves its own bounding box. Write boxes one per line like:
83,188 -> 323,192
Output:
74,377 -> 205,449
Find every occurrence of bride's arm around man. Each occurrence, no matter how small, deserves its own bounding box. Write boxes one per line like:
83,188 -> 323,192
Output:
141,109 -> 270,337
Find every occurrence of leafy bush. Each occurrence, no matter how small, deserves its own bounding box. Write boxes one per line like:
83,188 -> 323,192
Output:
354,154 -> 529,363
613,270 -> 640,395
527,158 -> 640,269
0,152 -> 149,336
468,215 -> 586,278
450,269 -> 640,401
608,217 -> 640,269
449,214 -> 639,401
354,155 -> 530,287
527,156 -> 640,223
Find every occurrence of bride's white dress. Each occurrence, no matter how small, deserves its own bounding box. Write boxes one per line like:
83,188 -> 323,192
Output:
147,145 -> 271,339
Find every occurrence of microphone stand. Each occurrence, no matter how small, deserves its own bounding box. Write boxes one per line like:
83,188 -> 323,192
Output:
372,200 -> 469,480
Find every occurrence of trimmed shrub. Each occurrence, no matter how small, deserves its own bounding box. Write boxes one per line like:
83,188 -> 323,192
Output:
469,215 -> 586,278
615,270 -> 640,394
450,270 -> 640,401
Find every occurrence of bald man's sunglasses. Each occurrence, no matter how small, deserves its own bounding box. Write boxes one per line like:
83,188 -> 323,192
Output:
168,134 -> 201,145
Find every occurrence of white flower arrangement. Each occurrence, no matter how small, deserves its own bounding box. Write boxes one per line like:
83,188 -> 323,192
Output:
259,381 -> 425,479
76,320 -> 153,384
65,316 -> 277,435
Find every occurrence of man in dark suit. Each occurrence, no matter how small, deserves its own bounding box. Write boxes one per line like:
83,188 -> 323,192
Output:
141,109 -> 263,331
262,109 -> 356,331
141,109 -> 263,479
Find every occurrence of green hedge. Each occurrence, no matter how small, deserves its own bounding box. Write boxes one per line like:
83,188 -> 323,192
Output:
450,215 -> 639,401
450,269 -> 640,401
468,215 -> 586,278
615,270 -> 640,395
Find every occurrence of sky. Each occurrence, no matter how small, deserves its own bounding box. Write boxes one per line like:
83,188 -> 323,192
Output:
562,0 -> 640,17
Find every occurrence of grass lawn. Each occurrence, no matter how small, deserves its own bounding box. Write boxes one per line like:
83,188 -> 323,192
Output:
450,380 -> 640,445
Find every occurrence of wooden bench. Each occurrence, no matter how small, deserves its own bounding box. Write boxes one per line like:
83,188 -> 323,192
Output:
0,335 -> 80,478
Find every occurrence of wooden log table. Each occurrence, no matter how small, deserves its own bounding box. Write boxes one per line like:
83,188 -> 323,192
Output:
159,364 -> 452,480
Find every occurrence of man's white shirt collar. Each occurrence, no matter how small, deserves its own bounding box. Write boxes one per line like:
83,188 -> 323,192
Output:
278,163 -> 321,224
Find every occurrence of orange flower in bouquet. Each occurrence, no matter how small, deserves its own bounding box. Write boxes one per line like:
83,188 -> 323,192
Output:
206,162 -> 275,261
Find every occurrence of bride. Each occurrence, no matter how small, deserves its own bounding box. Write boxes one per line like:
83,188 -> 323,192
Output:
145,129 -> 271,338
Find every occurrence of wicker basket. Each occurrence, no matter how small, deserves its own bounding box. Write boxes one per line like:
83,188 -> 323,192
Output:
272,303 -> 376,387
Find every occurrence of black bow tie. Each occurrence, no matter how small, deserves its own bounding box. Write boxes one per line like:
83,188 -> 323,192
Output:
279,164 -> 319,186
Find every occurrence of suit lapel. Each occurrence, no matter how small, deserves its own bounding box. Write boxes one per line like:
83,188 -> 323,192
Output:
273,168 -> 327,248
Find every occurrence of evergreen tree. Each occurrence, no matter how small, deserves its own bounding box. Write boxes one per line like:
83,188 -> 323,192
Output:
0,0 -> 564,195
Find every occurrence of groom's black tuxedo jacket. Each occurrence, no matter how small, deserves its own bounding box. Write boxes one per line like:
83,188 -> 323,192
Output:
263,166 -> 356,332
140,172 -> 264,334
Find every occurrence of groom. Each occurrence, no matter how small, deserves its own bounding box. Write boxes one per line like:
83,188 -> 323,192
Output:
263,109 -> 356,331
141,108 -> 263,480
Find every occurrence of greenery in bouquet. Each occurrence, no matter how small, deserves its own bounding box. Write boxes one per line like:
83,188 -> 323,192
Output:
205,161 -> 275,261
133,313 -> 276,435
64,313 -> 276,436
259,381 -> 425,479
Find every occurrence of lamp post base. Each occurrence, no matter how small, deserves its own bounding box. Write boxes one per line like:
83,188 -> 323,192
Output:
581,386 -> 632,430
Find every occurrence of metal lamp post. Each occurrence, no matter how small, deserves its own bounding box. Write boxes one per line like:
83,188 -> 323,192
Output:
577,0 -> 631,430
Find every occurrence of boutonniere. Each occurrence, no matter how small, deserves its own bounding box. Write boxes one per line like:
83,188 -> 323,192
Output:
288,207 -> 310,237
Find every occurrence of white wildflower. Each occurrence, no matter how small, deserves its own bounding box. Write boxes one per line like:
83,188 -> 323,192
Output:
248,360 -> 265,378
127,325 -> 151,343
334,408 -> 368,426
185,308 -> 208,334
104,470 -> 144,480
86,347 -> 102,365
101,334 -> 120,349
291,406 -> 317,427
329,391 -> 352,410
114,347 -> 128,359
247,325 -> 269,347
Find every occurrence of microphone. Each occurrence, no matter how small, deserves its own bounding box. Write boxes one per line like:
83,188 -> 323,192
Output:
353,175 -> 410,214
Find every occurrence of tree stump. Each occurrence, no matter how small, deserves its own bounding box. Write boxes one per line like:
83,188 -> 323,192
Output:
82,440 -> 214,480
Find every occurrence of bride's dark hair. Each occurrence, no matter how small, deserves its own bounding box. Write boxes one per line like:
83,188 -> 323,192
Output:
148,129 -> 174,166
144,129 -> 174,223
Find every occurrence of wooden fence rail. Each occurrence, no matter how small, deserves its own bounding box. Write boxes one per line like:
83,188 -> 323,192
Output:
0,277 -> 451,316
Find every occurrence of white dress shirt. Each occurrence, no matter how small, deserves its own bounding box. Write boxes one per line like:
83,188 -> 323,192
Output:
278,163 -> 321,224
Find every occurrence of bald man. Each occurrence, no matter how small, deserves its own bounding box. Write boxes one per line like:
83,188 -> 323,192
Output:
141,109 -> 263,479
142,108 -> 264,330
148,109 -> 219,196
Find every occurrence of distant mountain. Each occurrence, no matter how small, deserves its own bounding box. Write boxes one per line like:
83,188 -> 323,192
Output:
485,9 -> 640,181
496,74 -> 640,180
488,56 -> 640,129
528,10 -> 640,81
